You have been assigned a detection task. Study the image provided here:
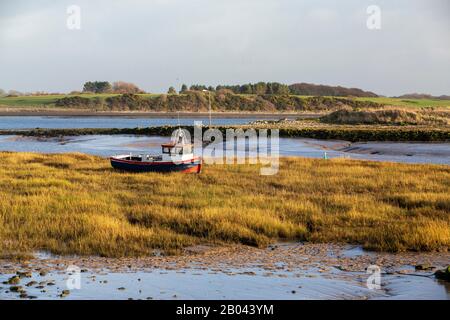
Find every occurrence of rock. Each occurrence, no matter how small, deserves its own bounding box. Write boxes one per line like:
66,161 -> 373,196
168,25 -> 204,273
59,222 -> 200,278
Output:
7,276 -> 21,285
10,285 -> 24,292
39,270 -> 48,276
16,271 -> 32,278
60,290 -> 70,298
19,293 -> 28,299
334,265 -> 347,271
117,287 -> 126,290
434,266 -> 450,282
415,264 -> 434,271
26,281 -> 38,287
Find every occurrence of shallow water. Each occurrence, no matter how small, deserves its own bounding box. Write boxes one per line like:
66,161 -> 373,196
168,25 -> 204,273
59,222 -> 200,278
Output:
0,116 -> 448,164
0,135 -> 448,165
0,116 -> 278,130
1,245 -> 448,300
0,268 -> 382,300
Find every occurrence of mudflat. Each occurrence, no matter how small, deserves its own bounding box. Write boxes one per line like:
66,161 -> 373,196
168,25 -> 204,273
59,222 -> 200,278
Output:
0,243 -> 448,300
0,108 -> 316,118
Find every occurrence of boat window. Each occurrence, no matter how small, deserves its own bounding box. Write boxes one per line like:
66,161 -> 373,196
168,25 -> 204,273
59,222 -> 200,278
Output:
173,147 -> 183,155
162,147 -> 172,154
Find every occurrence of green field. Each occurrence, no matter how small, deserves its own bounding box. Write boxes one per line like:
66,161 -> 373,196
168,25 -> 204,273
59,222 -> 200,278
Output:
0,94 -> 449,109
0,94 -> 160,108
354,97 -> 450,108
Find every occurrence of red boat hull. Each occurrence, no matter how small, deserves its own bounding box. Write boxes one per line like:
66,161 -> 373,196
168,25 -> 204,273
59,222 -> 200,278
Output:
110,157 -> 202,173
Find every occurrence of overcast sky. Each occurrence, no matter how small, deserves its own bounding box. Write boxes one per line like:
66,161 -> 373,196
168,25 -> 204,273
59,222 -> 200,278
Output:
0,0 -> 449,96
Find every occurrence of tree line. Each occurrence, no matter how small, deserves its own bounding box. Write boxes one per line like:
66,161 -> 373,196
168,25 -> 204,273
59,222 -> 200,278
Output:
176,82 -> 290,95
173,82 -> 378,97
82,81 -> 145,94
0,81 -> 380,98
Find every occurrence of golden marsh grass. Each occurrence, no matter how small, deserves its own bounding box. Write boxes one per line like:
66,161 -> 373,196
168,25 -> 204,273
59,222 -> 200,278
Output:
0,152 -> 449,258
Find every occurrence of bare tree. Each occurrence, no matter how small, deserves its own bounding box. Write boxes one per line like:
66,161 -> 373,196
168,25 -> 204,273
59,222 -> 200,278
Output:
112,81 -> 145,94
7,90 -> 23,96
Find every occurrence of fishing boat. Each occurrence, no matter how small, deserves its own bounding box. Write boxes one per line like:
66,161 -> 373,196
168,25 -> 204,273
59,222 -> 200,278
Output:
110,129 -> 202,173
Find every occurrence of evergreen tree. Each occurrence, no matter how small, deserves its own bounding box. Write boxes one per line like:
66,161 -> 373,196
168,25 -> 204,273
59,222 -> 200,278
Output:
168,86 -> 177,94
83,81 -> 112,93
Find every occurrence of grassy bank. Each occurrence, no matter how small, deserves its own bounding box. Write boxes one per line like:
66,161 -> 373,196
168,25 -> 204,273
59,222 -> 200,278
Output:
0,152 -> 448,258
321,108 -> 450,126
1,93 -> 449,111
2,123 -> 449,142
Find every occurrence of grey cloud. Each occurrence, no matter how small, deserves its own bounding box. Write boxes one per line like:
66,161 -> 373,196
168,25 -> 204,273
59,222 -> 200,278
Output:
0,0 -> 449,96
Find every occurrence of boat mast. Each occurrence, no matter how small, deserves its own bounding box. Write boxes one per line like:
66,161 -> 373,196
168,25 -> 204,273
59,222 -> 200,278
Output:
203,89 -> 212,128
209,90 -> 211,128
